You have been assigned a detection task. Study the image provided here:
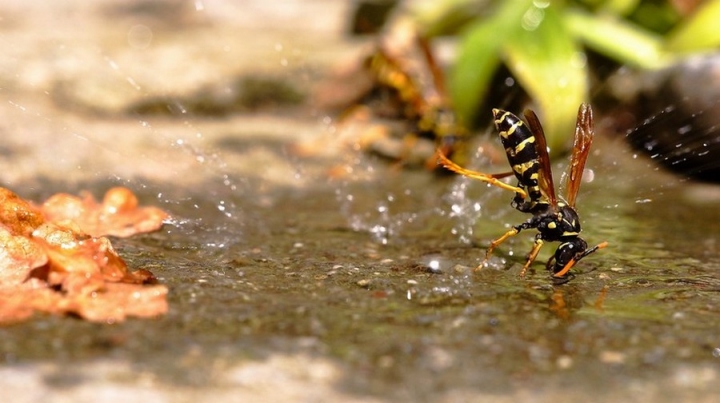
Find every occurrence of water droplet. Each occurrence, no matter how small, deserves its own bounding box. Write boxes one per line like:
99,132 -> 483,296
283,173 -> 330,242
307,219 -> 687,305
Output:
571,51 -> 587,69
584,168 -> 595,183
521,7 -> 544,31
127,24 -> 153,50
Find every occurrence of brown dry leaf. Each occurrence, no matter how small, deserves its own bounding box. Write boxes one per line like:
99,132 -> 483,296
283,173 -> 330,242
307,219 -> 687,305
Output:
41,186 -> 170,238
0,187 -> 168,324
0,188 -> 45,235
0,226 -> 48,287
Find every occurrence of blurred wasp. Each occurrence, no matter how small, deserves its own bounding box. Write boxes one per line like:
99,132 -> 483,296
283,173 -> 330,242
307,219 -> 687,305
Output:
357,36 -> 469,169
437,103 -> 607,281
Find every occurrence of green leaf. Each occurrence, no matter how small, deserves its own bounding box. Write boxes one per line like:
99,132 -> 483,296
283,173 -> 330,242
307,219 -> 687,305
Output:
565,9 -> 668,69
665,0 -> 720,53
411,0 -> 491,37
598,0 -> 641,17
449,0 -> 532,127
502,4 -> 588,154
449,19 -> 502,127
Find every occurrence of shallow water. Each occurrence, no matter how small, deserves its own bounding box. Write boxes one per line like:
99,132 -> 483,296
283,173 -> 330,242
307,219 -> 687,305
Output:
2,1 -> 720,402
3,129 -> 720,401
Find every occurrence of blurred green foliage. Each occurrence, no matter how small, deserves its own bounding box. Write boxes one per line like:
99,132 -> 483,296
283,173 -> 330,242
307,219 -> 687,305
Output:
410,0 -> 720,153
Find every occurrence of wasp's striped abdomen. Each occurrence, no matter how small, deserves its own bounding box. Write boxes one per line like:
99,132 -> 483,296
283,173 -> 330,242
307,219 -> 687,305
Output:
492,109 -> 544,210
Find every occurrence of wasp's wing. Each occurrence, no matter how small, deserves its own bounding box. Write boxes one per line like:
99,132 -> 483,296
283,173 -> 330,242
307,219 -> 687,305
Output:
523,109 -> 557,206
417,36 -> 447,104
564,103 -> 595,207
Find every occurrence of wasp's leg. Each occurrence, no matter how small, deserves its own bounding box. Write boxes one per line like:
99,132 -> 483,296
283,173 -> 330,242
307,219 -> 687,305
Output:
426,138 -> 456,170
553,241 -> 608,278
475,227 -> 519,271
519,238 -> 544,277
545,255 -> 556,272
436,150 -> 526,198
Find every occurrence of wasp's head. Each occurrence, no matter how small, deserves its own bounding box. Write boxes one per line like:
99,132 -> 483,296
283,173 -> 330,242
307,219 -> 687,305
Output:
550,237 -> 588,278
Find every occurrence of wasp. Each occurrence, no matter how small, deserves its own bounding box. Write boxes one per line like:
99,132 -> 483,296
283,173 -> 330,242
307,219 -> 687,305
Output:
359,36 -> 469,169
437,103 -> 607,280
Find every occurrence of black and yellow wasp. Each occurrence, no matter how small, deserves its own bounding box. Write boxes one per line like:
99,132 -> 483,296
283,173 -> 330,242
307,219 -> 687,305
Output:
437,103 -> 607,281
360,37 -> 469,169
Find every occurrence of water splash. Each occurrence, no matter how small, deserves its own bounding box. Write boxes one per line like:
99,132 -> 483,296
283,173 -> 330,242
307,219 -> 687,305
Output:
439,178 -> 484,245
338,186 -> 420,245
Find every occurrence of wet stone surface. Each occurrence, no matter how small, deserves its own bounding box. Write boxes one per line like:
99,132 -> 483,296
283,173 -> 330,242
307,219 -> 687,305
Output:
1,1 -> 720,402
3,137 -> 720,401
